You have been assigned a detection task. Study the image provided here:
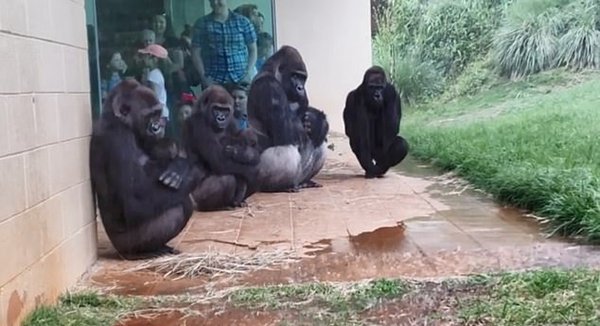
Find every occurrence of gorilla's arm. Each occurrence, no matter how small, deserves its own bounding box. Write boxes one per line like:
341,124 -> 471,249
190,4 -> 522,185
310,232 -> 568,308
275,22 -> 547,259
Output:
383,84 -> 402,143
198,137 -> 259,178
343,91 -> 378,176
184,117 -> 258,177
248,76 -> 305,146
343,91 -> 357,138
107,129 -> 194,227
223,144 -> 261,165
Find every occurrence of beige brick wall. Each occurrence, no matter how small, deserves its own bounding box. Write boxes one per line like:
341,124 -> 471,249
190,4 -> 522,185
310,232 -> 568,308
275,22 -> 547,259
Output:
0,1 -> 97,325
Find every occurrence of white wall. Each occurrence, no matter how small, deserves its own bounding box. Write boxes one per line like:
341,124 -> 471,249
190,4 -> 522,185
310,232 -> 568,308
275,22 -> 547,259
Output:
274,0 -> 373,132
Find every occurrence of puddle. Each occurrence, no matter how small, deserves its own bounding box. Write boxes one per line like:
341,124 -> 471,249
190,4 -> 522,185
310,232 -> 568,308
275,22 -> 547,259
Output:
303,225 -> 409,256
295,155 -> 553,258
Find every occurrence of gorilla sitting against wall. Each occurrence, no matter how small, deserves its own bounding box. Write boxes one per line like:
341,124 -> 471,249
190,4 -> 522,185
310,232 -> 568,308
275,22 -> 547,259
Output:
343,66 -> 409,178
247,45 -> 330,193
90,78 -> 199,260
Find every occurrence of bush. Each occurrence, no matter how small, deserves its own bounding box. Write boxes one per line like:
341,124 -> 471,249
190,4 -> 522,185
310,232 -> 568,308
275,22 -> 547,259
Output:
492,11 -> 565,78
372,0 -> 425,80
417,0 -> 501,77
444,55 -> 497,98
373,0 -> 445,103
555,0 -> 600,70
504,0 -> 571,22
387,51 -> 446,106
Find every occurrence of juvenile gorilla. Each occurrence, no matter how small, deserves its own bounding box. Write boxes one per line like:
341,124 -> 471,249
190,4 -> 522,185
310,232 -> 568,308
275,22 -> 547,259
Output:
247,45 -> 329,192
90,78 -> 199,260
343,66 -> 409,178
183,85 -> 261,211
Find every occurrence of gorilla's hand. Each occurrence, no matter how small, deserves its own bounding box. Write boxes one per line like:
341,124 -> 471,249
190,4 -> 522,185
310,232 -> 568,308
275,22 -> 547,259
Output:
302,111 -> 312,134
159,157 -> 190,190
224,145 -> 238,155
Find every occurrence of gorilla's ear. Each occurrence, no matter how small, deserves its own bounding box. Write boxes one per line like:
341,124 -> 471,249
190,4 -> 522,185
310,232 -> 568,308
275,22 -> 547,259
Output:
111,91 -> 133,123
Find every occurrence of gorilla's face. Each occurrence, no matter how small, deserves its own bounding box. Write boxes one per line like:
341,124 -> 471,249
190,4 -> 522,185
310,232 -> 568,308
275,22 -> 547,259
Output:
283,70 -> 308,106
364,72 -> 386,108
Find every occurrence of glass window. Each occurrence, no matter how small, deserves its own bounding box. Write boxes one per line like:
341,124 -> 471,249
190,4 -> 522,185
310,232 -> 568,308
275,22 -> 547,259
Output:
85,0 -> 276,139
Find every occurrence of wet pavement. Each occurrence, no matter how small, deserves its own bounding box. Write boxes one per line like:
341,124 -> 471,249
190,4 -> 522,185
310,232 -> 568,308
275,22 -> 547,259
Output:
81,133 -> 600,296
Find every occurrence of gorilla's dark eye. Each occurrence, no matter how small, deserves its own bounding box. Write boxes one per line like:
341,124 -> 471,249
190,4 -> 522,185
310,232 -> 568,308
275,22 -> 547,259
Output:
120,104 -> 132,116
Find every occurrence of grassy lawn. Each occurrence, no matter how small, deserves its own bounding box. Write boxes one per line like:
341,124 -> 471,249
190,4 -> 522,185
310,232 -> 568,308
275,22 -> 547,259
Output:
22,268 -> 600,326
402,69 -> 600,242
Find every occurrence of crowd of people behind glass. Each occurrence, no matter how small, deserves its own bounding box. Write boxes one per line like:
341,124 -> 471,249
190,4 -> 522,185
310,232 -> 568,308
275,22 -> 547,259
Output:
99,0 -> 274,138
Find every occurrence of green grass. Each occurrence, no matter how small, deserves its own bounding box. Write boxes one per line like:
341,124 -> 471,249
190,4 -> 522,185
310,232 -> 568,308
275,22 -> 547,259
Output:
21,292 -> 140,326
21,270 -> 600,325
404,69 -> 600,241
459,269 -> 600,325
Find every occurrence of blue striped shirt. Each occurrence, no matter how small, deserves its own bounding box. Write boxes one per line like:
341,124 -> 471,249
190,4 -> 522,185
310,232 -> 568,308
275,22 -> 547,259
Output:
192,11 -> 257,84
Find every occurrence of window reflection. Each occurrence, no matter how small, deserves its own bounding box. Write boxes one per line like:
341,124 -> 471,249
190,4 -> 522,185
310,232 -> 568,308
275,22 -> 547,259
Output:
92,0 -> 275,139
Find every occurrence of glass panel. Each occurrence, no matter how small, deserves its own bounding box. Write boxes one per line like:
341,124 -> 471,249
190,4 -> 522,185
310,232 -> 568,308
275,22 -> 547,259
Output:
85,0 -> 102,119
90,0 -> 275,140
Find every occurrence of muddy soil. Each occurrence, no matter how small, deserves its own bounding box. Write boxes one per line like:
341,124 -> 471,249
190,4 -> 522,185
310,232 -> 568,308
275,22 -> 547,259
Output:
116,307 -> 283,326
114,281 -> 492,326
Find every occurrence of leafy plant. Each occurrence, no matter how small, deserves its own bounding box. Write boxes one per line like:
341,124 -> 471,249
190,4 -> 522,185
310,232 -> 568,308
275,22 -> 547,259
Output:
555,0 -> 600,70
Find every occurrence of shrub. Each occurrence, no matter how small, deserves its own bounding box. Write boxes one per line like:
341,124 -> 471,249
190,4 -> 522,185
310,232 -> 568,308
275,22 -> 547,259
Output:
492,11 -> 564,78
491,0 -> 577,78
504,0 -> 572,23
555,0 -> 600,70
388,50 -> 446,106
417,0 -> 501,77
372,0 -> 425,81
441,55 -> 498,100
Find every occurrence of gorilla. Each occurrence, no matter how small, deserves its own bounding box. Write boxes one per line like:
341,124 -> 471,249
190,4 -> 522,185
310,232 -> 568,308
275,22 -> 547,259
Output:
89,78 -> 199,260
343,66 -> 409,178
247,45 -> 330,193
182,85 -> 261,211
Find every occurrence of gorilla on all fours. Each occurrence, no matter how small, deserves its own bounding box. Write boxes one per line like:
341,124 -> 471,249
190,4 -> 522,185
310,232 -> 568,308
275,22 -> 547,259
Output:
90,78 -> 199,260
343,66 -> 409,178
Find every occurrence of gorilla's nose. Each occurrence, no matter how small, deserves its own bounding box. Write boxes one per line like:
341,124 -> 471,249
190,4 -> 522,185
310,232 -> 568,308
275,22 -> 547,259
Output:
296,85 -> 304,92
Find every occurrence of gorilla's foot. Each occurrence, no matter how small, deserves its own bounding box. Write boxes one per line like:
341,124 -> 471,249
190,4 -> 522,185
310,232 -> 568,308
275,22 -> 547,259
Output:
299,180 -> 323,188
365,173 -> 378,179
285,185 -> 301,193
231,200 -> 249,208
118,245 -> 180,260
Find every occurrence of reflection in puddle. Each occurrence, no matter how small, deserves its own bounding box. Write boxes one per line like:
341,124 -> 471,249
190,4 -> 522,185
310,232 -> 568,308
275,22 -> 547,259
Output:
303,225 -> 408,256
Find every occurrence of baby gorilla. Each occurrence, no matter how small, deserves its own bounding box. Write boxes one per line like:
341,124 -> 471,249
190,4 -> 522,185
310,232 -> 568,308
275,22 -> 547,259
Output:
221,127 -> 261,165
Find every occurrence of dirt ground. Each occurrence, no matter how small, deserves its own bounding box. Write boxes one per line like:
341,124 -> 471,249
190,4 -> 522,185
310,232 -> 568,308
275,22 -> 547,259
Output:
75,133 -> 600,325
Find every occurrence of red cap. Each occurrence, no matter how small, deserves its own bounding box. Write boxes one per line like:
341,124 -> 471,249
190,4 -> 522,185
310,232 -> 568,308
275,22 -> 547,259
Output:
138,44 -> 169,59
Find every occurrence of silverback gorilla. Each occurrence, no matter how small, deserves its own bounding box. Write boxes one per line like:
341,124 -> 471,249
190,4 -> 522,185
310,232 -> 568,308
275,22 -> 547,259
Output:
183,85 -> 261,211
90,78 -> 199,260
343,66 -> 409,178
247,45 -> 329,192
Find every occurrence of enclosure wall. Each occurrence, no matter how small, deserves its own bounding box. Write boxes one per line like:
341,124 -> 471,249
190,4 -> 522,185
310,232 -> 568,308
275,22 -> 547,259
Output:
273,0 -> 373,132
0,0 -> 97,325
